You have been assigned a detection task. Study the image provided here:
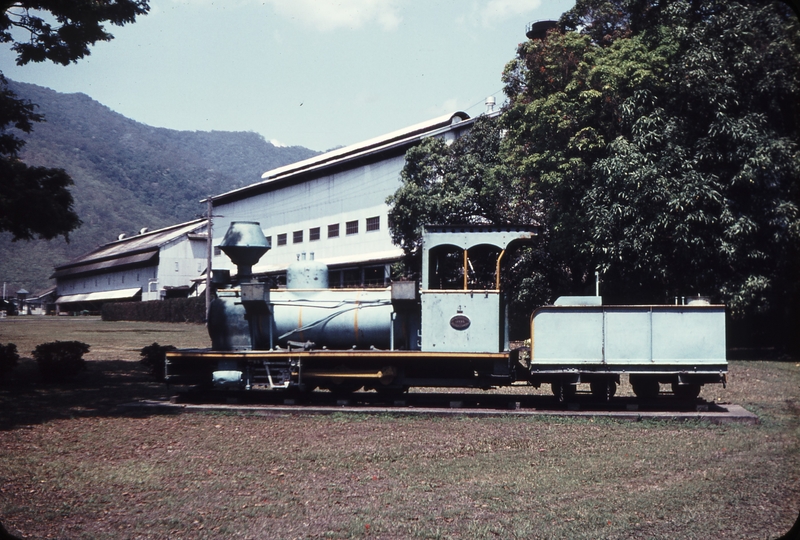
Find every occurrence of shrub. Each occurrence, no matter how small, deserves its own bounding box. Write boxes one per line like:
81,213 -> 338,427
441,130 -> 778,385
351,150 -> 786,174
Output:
139,342 -> 176,382
102,297 -> 206,323
33,341 -> 90,383
0,343 -> 19,383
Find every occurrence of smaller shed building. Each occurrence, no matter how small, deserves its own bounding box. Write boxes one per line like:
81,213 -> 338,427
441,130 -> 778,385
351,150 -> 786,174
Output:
52,219 -> 208,313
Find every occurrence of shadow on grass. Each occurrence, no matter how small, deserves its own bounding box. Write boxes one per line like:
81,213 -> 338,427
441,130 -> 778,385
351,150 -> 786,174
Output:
728,347 -> 800,361
0,358 -> 179,430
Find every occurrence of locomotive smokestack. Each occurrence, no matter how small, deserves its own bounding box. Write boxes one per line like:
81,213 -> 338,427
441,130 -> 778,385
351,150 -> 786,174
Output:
219,222 -> 271,282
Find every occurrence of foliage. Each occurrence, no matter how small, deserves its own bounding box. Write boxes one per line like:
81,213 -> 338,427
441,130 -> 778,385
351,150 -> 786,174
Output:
555,0 -> 800,350
560,0 -> 800,316
387,115 -> 508,257
0,0 -> 149,243
139,342 -> 176,382
0,342 -> 19,382
500,15 -> 681,297
102,297 -> 206,323
0,299 -> 17,315
388,0 -> 800,348
0,74 -> 81,241
1,0 -> 149,66
32,340 -> 89,382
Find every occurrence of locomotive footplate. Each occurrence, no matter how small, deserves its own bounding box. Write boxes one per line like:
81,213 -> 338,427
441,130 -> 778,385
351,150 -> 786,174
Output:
165,348 -> 515,391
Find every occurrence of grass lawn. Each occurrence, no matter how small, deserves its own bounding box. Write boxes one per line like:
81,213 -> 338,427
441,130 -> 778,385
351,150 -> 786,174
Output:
0,316 -> 798,539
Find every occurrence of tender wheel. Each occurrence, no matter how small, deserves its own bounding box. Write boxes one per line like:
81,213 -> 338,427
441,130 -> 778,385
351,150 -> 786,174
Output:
631,376 -> 660,399
551,382 -> 576,402
590,379 -> 617,401
672,383 -> 701,400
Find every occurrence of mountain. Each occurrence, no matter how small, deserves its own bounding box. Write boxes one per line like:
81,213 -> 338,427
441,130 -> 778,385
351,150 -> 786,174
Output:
0,80 -> 319,295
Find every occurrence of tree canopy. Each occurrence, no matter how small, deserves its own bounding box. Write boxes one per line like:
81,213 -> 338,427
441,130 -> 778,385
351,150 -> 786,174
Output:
0,0 -> 149,241
388,0 -> 800,347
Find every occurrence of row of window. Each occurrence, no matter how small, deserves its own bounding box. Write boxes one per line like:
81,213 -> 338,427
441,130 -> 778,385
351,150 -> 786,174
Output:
273,216 -> 380,247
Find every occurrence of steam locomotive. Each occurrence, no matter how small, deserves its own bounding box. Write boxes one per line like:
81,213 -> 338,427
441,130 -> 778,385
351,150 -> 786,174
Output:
165,222 -> 727,401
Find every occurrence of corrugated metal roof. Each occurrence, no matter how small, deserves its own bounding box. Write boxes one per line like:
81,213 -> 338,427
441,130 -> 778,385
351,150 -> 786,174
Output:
53,219 -> 206,278
208,112 -> 472,205
52,250 -> 159,279
55,287 -> 142,304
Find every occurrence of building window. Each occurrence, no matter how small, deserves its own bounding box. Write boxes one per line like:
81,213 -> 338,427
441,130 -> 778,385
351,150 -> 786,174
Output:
175,262 -> 180,272
328,223 -> 339,238
277,233 -> 287,246
309,227 -> 320,241
265,235 -> 272,247
366,216 -> 380,232
293,230 -> 303,244
346,220 -> 359,235
214,246 -> 221,256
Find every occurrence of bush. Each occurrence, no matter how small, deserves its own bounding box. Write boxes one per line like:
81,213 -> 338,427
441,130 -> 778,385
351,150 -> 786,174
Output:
139,342 -> 176,382
102,297 -> 206,323
33,341 -> 90,383
0,343 -> 19,383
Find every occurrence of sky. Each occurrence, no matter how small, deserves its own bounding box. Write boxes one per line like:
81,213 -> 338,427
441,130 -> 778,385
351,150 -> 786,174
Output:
0,0 -> 576,152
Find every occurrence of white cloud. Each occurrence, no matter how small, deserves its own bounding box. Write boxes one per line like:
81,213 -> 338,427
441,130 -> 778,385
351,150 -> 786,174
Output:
263,0 -> 402,32
269,138 -> 287,148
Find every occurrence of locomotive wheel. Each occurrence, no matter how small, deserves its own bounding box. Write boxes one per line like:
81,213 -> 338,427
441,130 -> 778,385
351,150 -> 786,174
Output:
630,376 -> 660,400
551,382 -> 576,402
590,379 -> 617,401
671,382 -> 701,400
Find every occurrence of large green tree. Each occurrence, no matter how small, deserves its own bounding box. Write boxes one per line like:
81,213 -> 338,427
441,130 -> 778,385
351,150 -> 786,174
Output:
0,0 -> 149,241
388,0 -> 800,348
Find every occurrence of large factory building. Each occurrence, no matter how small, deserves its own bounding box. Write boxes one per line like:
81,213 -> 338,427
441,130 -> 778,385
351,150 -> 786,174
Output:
208,111 -> 482,287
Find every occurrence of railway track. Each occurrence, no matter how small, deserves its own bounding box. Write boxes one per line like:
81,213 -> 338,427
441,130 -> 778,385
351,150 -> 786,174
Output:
123,389 -> 759,424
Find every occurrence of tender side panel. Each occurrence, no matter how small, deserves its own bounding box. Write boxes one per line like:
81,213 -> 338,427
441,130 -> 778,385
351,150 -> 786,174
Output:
530,308 -> 603,365
604,308 -> 651,363
650,307 -> 726,365
531,304 -> 727,371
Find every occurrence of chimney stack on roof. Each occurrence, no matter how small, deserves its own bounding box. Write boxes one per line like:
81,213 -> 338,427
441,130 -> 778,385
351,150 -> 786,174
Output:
485,96 -> 496,114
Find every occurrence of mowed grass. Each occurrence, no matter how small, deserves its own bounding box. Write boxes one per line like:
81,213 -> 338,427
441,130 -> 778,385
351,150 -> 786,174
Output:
0,316 -> 798,539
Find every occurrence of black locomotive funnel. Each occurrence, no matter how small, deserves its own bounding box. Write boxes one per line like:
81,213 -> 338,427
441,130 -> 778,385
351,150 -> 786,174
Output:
219,222 -> 270,282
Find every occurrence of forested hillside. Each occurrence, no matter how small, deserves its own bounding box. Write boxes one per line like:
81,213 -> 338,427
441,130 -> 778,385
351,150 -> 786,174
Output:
1,80 -> 318,294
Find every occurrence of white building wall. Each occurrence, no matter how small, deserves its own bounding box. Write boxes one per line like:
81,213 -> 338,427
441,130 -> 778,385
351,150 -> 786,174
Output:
213,156 -> 405,274
153,237 -> 207,299
57,265 -> 158,297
